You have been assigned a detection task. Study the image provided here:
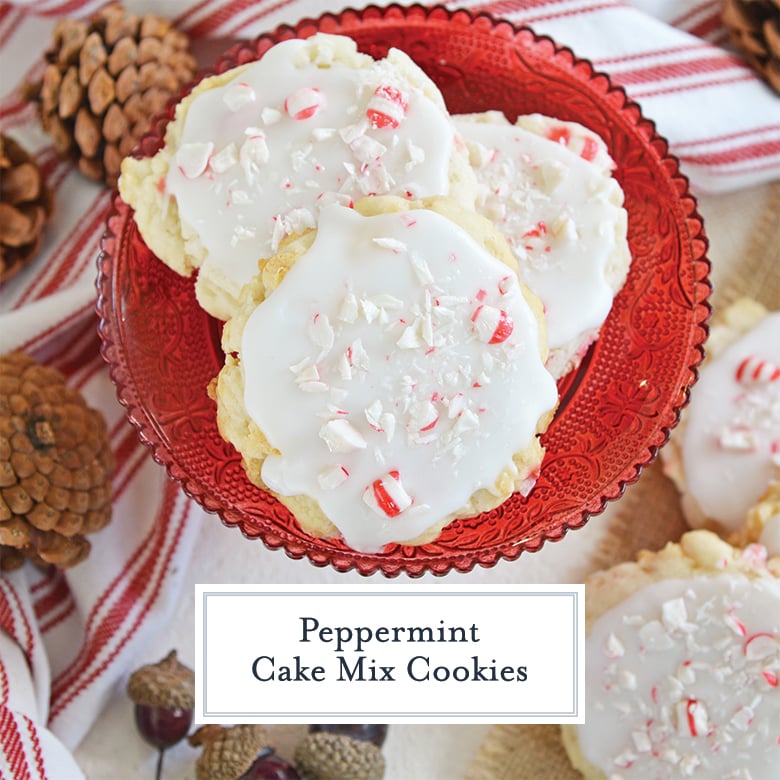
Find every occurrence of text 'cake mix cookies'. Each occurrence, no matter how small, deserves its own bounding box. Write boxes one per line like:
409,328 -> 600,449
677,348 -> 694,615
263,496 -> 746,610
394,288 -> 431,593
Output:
562,529 -> 780,780
663,298 -> 780,536
454,112 -> 630,379
119,32 -> 478,320
213,196 -> 559,552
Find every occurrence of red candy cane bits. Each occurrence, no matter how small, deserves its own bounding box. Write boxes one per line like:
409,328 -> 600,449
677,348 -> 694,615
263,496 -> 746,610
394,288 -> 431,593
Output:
366,85 -> 409,129
363,471 -> 412,518
284,87 -> 325,120
735,355 -> 780,384
471,304 -> 514,344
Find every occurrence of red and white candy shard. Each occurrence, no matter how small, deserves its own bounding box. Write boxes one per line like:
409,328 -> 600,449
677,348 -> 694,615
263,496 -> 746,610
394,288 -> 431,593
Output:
319,418 -> 366,453
318,464 -> 349,490
176,142 -> 213,179
223,82 -> 256,111
471,304 -> 514,344
284,87 -> 325,120
736,355 -> 780,384
363,470 -> 412,518
366,85 -> 409,129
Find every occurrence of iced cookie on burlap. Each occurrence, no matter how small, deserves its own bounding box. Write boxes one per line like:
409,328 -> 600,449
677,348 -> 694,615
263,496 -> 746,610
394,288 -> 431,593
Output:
119,32 -> 478,320
562,529 -> 780,780
453,111 -> 630,379
662,298 -> 780,536
213,196 -> 559,552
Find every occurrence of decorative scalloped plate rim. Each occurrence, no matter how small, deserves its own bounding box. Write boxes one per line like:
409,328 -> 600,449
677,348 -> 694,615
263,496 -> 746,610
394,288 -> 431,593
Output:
96,4 -> 711,577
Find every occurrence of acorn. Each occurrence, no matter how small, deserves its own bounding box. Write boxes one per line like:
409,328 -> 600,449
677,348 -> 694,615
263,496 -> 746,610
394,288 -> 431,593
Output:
294,732 -> 385,780
127,650 -> 195,779
189,724 -> 271,780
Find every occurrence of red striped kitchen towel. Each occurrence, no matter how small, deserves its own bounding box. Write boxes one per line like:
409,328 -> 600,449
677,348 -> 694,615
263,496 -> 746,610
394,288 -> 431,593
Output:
0,0 -> 778,776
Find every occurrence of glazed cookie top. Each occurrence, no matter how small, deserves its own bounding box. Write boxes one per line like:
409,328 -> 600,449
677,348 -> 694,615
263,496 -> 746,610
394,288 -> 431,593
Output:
165,33 -> 465,317
682,311 -> 780,532
236,202 -> 558,552
581,571 -> 780,779
453,112 -> 629,366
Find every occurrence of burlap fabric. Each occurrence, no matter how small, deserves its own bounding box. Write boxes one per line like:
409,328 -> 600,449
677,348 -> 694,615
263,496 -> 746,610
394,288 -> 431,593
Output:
466,182 -> 780,780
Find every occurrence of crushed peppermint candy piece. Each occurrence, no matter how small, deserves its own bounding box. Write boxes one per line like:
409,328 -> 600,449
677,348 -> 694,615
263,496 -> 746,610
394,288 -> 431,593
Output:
735,355 -> 780,384
365,400 -> 385,432
638,620 -> 675,652
471,304 -> 514,344
337,292 -> 359,323
261,106 -> 281,125
210,143 -> 239,174
676,698 -> 709,737
318,464 -> 349,490
240,134 -> 270,169
743,632 -> 777,660
366,84 -> 409,129
661,597 -> 691,631
730,704 -> 755,731
407,399 -> 439,433
223,82 -> 256,111
350,134 -> 387,164
319,419 -> 367,453
285,87 -> 325,120
631,730 -> 652,753
719,425 -> 758,451
405,140 -> 425,170
308,313 -> 335,352
176,142 -> 213,178
363,470 -> 412,517
604,632 -> 625,659
373,237 -> 407,253
317,192 -> 354,210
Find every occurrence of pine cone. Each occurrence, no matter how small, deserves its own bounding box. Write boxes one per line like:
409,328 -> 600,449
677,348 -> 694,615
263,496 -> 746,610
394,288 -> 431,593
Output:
723,0 -> 780,92
27,2 -> 197,187
294,732 -> 385,780
0,352 -> 115,570
0,135 -> 55,285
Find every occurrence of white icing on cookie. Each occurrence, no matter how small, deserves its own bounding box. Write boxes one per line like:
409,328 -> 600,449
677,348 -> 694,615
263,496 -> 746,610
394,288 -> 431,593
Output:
453,113 -> 629,379
682,312 -> 780,532
167,34 -> 458,315
240,205 -> 558,552
579,574 -> 780,779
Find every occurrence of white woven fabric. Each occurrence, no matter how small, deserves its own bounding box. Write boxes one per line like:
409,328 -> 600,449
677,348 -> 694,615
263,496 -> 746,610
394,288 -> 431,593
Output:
0,0 -> 778,775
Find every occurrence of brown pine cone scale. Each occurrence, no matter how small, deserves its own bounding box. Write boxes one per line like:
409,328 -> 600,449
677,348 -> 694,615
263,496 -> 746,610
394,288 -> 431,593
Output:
0,353 -> 115,570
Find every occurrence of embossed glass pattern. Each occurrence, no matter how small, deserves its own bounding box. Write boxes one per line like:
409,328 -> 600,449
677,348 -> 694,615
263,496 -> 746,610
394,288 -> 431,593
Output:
97,5 -> 711,577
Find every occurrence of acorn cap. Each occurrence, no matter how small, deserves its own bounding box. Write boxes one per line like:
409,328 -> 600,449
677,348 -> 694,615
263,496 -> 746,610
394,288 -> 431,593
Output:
126,650 -> 194,710
189,724 -> 270,780
294,732 -> 385,780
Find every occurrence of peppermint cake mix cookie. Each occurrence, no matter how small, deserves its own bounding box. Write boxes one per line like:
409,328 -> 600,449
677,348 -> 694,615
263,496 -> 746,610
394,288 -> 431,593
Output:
453,112 -> 630,379
119,33 -> 478,320
562,529 -> 780,780
662,298 -> 780,536
213,196 -> 559,552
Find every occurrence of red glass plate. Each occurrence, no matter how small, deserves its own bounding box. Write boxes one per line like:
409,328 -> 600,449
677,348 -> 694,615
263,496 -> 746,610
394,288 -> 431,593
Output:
96,4 -> 710,577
